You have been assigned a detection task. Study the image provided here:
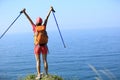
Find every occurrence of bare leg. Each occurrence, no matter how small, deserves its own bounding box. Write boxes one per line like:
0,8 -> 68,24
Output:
42,54 -> 48,75
35,54 -> 41,76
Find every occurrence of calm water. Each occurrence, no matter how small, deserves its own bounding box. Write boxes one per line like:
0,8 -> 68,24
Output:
0,27 -> 120,80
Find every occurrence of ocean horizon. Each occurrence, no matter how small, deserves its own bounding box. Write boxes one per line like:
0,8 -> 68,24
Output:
0,27 -> 120,80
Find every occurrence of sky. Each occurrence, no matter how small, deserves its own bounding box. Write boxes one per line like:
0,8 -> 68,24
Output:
0,0 -> 120,34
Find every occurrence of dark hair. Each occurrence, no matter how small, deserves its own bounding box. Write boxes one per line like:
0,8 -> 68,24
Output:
36,23 -> 42,26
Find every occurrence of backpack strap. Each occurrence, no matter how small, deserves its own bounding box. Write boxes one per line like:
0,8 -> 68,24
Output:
36,25 -> 46,31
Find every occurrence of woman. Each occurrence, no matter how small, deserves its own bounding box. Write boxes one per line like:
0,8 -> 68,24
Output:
21,7 -> 53,79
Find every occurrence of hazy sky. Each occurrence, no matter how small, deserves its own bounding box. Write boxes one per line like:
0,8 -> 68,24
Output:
0,0 -> 120,34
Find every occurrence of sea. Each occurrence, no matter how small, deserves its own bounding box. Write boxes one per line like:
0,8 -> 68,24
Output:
0,27 -> 120,80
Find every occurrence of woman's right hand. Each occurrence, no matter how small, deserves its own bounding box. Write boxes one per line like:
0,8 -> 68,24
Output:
20,8 -> 26,13
50,6 -> 55,12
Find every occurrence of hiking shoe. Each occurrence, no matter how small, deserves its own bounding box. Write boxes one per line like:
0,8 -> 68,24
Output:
35,73 -> 44,80
35,75 -> 41,80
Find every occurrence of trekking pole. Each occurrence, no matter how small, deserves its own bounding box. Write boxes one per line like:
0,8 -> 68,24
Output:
51,7 -> 66,48
0,13 -> 22,39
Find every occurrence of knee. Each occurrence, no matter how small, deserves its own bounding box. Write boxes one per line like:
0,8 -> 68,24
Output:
43,57 -> 47,62
36,60 -> 41,65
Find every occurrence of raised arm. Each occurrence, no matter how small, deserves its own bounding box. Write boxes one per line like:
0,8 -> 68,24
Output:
43,6 -> 55,26
20,8 -> 34,25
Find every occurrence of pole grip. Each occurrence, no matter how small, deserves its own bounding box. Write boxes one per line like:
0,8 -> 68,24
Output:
51,6 -> 55,12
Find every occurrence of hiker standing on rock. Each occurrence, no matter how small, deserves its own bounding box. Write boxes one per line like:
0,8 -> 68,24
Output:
20,6 -> 54,79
